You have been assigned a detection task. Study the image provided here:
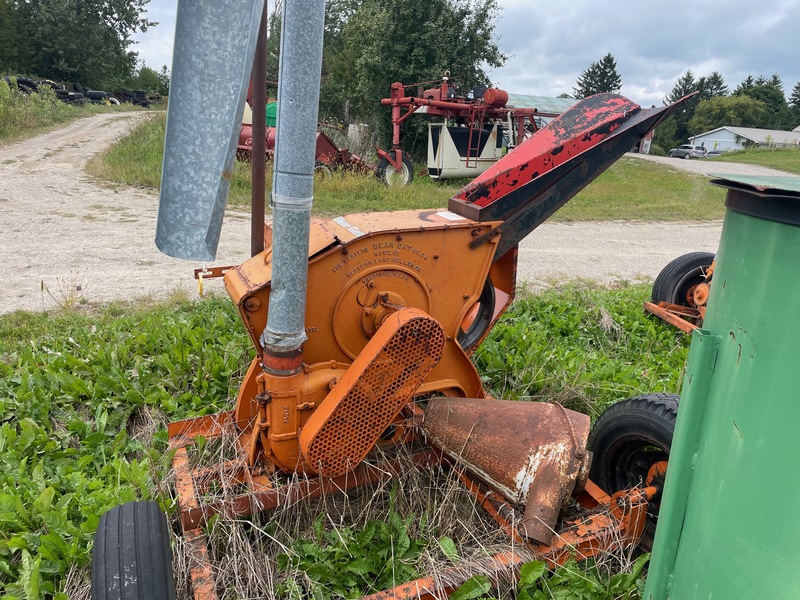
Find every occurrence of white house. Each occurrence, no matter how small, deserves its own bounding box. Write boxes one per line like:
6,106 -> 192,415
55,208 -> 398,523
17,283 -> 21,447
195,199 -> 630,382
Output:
689,126 -> 800,152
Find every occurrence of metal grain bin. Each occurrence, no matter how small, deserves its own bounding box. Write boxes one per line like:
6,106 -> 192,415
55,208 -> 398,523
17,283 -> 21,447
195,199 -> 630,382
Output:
645,175 -> 800,599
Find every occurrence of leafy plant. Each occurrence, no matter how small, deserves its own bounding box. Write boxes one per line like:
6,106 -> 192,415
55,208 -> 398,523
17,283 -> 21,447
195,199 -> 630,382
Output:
0,296 -> 250,596
474,284 -> 689,417
0,284 -> 684,596
277,506 -> 428,598
451,555 -> 650,600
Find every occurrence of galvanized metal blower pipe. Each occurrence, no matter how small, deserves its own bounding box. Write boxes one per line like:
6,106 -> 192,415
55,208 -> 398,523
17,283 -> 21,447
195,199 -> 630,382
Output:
259,1 -> 326,363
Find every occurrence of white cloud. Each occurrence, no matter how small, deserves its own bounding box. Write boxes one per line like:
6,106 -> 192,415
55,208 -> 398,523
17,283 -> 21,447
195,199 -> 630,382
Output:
131,0 -> 800,103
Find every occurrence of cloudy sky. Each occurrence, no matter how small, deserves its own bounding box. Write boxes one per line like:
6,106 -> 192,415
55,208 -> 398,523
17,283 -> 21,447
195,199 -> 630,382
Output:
132,0 -> 800,107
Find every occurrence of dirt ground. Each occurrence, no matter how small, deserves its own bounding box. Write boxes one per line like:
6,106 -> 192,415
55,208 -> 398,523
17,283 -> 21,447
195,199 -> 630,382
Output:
7,113 -> 786,315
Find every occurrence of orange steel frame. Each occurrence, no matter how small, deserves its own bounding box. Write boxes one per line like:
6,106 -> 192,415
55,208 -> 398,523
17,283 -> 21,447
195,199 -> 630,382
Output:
168,405 -> 652,600
643,301 -> 701,334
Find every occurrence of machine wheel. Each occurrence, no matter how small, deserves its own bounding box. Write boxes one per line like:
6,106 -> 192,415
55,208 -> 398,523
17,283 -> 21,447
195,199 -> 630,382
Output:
651,251 -> 715,306
314,161 -> 333,181
376,154 -> 413,186
683,153 -> 691,159
588,393 -> 678,551
92,501 -> 176,600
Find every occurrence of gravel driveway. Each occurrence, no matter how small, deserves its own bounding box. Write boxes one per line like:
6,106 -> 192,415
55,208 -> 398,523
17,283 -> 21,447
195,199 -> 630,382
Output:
626,152 -> 795,177
1,114 -> 727,315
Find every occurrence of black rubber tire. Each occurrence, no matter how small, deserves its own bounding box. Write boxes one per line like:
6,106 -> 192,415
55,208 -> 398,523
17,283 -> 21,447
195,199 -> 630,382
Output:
375,154 -> 414,186
86,90 -> 107,100
588,393 -> 679,551
16,76 -> 38,90
92,501 -> 176,600
108,96 -> 120,105
651,251 -> 715,306
314,161 -> 333,181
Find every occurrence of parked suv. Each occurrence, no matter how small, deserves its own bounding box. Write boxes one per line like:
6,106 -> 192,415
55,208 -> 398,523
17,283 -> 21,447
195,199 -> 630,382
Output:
669,144 -> 707,159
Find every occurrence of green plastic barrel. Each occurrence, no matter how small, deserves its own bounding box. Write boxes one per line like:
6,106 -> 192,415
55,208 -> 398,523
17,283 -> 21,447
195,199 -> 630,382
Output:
266,101 -> 278,127
645,175 -> 800,599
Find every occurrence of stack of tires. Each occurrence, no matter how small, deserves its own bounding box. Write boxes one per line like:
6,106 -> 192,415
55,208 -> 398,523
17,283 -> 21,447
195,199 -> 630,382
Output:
113,88 -> 150,108
3,75 -> 153,107
2,75 -> 39,93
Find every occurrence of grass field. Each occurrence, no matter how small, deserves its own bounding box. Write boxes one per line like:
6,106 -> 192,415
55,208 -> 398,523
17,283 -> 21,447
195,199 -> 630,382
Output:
87,112 -> 729,222
708,147 -> 800,175
0,284 -> 688,598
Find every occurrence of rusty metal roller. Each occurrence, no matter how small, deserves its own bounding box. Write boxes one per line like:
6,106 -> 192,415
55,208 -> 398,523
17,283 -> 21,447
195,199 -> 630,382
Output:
300,308 -> 445,477
422,397 -> 592,545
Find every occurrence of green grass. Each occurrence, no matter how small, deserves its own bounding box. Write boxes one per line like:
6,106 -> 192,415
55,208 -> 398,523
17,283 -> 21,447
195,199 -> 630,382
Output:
0,283 -> 687,596
707,147 -> 800,175
0,81 -> 145,144
88,113 -> 727,221
559,156 -> 724,221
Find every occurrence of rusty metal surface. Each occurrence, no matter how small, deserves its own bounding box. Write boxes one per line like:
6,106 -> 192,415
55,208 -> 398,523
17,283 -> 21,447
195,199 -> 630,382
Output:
448,94 -> 695,258
456,466 -> 651,570
193,265 -> 235,279
643,301 -> 700,333
422,398 -> 590,543
179,449 -> 439,531
361,550 -> 525,600
184,528 -> 219,600
300,309 -> 445,476
168,411 -> 236,448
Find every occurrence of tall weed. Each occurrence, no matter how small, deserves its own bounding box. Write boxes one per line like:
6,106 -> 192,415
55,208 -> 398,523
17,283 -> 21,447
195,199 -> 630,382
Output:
0,81 -> 76,141
0,80 -> 140,143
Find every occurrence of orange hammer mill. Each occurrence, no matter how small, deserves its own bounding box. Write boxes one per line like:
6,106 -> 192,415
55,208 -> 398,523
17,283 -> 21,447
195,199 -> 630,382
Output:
89,2 -> 693,598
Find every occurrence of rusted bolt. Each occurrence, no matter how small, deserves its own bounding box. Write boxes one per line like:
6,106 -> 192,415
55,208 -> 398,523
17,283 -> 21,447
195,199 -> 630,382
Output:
244,297 -> 261,312
471,228 -> 481,237
433,254 -> 439,259
341,246 -> 349,254
396,234 -> 403,241
463,294 -> 470,299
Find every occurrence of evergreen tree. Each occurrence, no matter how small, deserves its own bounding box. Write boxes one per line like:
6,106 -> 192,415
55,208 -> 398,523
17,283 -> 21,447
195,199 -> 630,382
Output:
790,81 -> 800,126
740,83 -> 793,129
734,75 -> 756,94
698,71 -> 728,100
655,70 -> 702,150
572,53 -> 622,99
666,70 -> 698,103
769,73 -> 784,92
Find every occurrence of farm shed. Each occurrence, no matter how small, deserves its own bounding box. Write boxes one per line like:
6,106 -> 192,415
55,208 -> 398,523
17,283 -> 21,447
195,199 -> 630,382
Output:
505,93 -> 579,127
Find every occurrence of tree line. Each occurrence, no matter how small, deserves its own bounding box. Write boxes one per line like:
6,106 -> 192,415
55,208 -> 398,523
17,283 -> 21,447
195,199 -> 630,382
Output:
0,0 -> 168,93
571,53 -> 800,151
